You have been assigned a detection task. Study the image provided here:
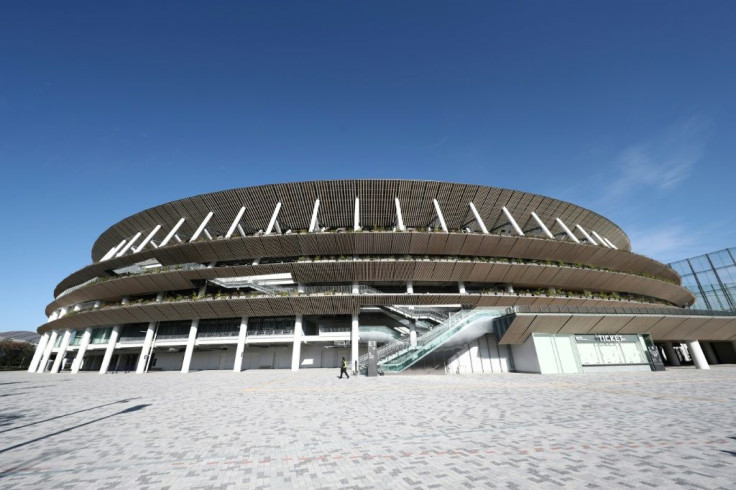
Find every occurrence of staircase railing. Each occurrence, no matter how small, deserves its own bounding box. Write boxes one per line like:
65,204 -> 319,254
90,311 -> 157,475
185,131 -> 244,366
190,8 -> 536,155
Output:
358,307 -> 515,373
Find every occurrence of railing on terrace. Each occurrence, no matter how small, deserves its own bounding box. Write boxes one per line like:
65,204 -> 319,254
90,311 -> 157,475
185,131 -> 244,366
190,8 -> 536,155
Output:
247,328 -> 295,336
118,335 -> 147,343
60,286 -> 675,319
60,252 -> 680,300
197,326 -> 239,338
514,305 -> 736,317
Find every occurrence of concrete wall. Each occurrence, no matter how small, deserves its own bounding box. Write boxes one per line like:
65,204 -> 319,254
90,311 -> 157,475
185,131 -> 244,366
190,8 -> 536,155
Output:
154,351 -> 184,371
190,348 -> 235,370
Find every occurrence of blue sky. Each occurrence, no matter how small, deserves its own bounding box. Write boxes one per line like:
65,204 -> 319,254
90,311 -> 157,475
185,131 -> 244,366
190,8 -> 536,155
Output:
1,1 -> 735,331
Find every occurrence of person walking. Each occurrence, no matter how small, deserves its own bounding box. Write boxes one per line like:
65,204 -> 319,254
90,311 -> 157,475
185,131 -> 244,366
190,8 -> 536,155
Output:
338,357 -> 350,379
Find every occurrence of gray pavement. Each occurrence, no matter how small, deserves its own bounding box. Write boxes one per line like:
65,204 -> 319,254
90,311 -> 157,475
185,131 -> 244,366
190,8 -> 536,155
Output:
1,366 -> 735,489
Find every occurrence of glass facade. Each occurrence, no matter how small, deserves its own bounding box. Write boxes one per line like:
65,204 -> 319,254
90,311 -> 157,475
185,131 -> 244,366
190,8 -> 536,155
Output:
669,248 -> 736,311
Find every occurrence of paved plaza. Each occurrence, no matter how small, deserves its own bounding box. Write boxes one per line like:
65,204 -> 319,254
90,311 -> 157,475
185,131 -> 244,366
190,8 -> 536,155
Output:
1,367 -> 735,489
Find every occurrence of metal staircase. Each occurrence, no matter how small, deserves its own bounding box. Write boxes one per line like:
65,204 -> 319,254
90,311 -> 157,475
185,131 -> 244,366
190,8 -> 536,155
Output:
358,307 -> 516,373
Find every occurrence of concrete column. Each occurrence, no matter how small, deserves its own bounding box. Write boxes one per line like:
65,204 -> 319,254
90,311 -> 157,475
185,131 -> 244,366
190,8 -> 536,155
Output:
701,342 -> 718,365
406,281 -> 414,294
351,313 -> 359,373
458,282 -> 466,294
28,332 -> 50,373
352,282 -> 359,294
50,330 -> 72,374
410,324 -> 417,348
663,342 -> 681,366
99,326 -> 121,374
136,322 -> 156,374
505,284 -> 514,293
71,328 -> 93,373
291,315 -> 303,371
37,330 -> 59,373
686,341 -> 710,370
181,319 -> 199,373
234,317 -> 248,372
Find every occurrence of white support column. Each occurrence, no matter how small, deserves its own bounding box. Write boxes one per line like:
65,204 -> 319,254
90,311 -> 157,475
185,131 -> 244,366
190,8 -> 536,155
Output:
134,225 -> 162,252
353,197 -> 361,231
100,245 -> 117,262
351,313 -> 359,373
291,315 -> 303,371
352,282 -> 359,294
181,319 -> 199,373
575,225 -> 597,245
701,342 -> 718,365
468,202 -> 489,234
37,330 -> 59,373
308,199 -> 320,232
190,212 -> 214,242
431,199 -> 448,232
409,325 -> 417,348
28,332 -> 50,373
234,317 -> 248,372
226,207 -> 247,238
50,329 -> 72,374
394,197 -> 406,231
159,218 -> 186,247
237,224 -> 247,237
502,206 -> 525,236
686,340 -> 710,370
591,230 -> 610,248
264,202 -> 282,235
71,328 -> 93,373
555,218 -> 580,243
458,282 -> 466,294
602,237 -> 618,250
203,229 -> 213,240
530,212 -> 555,239
136,322 -> 156,374
663,342 -> 681,366
406,281 -> 414,294
99,325 -> 121,374
101,239 -> 127,261
116,232 -> 142,257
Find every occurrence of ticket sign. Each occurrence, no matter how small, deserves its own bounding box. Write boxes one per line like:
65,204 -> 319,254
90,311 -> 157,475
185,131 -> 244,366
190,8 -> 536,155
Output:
575,334 -> 640,343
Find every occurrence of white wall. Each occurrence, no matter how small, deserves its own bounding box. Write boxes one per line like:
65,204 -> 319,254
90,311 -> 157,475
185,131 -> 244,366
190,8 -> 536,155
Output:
510,336 -> 541,374
445,333 -> 511,374
533,334 -> 582,374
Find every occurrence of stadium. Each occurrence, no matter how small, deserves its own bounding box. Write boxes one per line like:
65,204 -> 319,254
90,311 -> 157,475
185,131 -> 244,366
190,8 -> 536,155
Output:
29,180 -> 736,375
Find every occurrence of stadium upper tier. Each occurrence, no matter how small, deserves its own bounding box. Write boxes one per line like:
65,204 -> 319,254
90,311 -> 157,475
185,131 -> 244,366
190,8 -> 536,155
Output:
41,180 -> 695,336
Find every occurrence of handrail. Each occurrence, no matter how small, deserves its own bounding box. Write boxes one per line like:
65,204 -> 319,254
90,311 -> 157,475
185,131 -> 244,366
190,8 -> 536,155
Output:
358,307 -> 515,371
514,305 -> 736,317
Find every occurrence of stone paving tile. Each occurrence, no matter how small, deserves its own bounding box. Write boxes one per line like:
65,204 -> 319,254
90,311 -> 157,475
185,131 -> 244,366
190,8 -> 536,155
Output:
0,366 -> 735,488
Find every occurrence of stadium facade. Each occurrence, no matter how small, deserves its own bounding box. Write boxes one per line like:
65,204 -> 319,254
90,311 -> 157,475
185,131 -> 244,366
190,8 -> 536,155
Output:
29,180 -> 736,376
